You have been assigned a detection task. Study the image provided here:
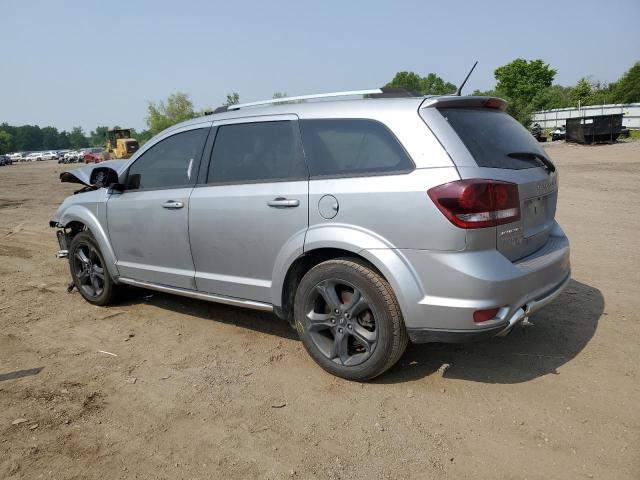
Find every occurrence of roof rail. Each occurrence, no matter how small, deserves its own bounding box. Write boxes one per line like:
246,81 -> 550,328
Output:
226,89 -> 383,111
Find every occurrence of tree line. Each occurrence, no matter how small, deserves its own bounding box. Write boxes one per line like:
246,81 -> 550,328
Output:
0,123 -> 151,155
2,60 -> 637,154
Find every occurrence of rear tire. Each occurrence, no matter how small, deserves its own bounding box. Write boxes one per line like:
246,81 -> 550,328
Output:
294,258 -> 408,381
68,231 -> 121,306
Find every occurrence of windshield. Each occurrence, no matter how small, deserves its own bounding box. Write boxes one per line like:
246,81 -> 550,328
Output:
438,107 -> 548,170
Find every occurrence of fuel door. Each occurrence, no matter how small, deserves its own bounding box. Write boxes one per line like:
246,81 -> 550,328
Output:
318,194 -> 339,219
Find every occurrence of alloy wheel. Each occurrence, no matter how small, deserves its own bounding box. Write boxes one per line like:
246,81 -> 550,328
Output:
304,279 -> 378,366
72,243 -> 105,298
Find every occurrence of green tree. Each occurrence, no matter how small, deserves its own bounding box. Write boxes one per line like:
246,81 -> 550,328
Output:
493,58 -> 556,124
0,131 -> 14,154
421,73 -> 457,95
146,92 -> 197,135
386,71 -> 423,93
131,128 -> 154,146
69,126 -> 89,149
15,125 -> 43,151
41,126 -> 60,149
494,59 -> 556,103
58,131 -> 71,149
224,92 -> 240,106
571,78 -> 593,105
89,126 -> 109,147
609,62 -> 640,103
531,85 -> 573,110
386,71 -> 456,95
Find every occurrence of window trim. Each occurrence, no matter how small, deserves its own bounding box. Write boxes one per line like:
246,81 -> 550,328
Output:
123,125 -> 212,193
199,117 -> 309,187
299,118 -> 415,180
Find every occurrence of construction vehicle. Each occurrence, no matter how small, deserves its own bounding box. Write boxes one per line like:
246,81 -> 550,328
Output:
104,128 -> 139,160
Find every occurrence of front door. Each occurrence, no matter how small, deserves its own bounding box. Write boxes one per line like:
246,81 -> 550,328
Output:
107,125 -> 210,289
189,116 -> 309,303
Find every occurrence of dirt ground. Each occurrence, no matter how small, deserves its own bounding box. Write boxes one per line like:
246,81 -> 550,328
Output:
1,141 -> 639,480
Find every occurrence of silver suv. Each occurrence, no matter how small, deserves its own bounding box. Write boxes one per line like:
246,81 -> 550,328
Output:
51,90 -> 570,381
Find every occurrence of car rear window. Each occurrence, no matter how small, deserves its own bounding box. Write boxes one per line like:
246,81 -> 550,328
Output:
299,119 -> 413,177
438,108 -> 547,169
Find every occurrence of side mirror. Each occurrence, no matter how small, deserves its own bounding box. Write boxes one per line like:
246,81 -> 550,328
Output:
90,167 -> 119,188
127,173 -> 141,190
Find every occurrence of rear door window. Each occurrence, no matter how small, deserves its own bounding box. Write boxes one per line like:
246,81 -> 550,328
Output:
299,119 -> 413,177
207,121 -> 307,184
439,108 -> 548,169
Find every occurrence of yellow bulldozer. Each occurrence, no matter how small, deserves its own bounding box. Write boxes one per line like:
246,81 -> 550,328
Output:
104,128 -> 139,160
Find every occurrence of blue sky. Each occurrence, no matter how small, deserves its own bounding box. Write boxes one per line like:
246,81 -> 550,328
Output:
1,0 -> 638,132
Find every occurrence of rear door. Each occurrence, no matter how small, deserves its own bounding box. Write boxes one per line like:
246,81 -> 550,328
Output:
421,104 -> 558,261
189,115 -> 309,303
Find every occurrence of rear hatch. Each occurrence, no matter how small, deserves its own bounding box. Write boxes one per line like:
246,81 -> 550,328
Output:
420,98 -> 558,261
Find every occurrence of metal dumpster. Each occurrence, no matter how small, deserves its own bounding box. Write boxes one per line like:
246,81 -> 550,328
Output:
566,114 -> 624,144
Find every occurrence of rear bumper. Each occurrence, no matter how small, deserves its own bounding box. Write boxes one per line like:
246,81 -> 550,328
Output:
407,272 -> 570,343
397,222 -> 570,342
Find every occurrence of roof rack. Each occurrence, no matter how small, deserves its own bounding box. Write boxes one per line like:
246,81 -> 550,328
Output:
212,87 -> 419,113
225,89 -> 382,111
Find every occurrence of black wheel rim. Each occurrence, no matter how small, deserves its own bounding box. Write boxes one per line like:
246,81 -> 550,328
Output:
304,278 -> 378,367
72,243 -> 105,298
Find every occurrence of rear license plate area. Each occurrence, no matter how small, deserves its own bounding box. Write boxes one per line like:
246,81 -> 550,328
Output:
523,195 -> 550,237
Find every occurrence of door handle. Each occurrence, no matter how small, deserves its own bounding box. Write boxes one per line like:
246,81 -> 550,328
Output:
162,200 -> 184,209
267,197 -> 300,208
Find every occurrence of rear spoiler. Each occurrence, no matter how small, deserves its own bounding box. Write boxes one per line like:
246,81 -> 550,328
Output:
419,96 -> 507,111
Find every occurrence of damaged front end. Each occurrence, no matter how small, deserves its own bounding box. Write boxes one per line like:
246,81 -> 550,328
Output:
59,160 -> 126,194
50,222 -> 84,259
51,160 -> 125,259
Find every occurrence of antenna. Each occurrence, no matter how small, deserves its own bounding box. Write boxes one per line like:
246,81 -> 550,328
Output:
455,61 -> 478,96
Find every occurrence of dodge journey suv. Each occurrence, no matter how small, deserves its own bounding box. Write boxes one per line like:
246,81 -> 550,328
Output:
51,89 -> 570,381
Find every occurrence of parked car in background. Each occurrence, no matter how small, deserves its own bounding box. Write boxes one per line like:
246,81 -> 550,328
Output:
57,150 -> 71,163
41,150 -> 59,161
26,152 -> 41,162
77,148 -> 94,162
10,152 -> 23,162
0,155 -> 9,166
84,148 -> 105,164
551,126 -> 566,141
51,91 -> 570,381
64,151 -> 81,163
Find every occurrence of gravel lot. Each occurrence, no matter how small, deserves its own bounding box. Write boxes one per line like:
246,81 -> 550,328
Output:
1,141 -> 639,479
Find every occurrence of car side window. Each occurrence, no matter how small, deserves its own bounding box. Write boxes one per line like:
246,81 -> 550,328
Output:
127,128 -> 209,190
207,121 -> 307,184
299,119 -> 414,177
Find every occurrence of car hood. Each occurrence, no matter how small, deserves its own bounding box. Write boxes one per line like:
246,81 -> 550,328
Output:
60,159 -> 127,186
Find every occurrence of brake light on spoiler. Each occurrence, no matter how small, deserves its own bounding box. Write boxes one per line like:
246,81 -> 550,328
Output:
428,179 -> 520,229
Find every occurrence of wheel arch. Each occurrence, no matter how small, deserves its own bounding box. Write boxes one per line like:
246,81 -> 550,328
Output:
273,244 -> 424,328
59,205 -> 119,278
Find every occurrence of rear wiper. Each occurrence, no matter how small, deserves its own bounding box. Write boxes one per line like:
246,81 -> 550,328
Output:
507,151 -> 556,173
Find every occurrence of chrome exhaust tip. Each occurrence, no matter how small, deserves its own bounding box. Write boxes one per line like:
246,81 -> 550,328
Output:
56,249 -> 68,259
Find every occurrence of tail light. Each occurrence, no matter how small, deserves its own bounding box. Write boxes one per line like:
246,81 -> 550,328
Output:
428,179 -> 520,229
